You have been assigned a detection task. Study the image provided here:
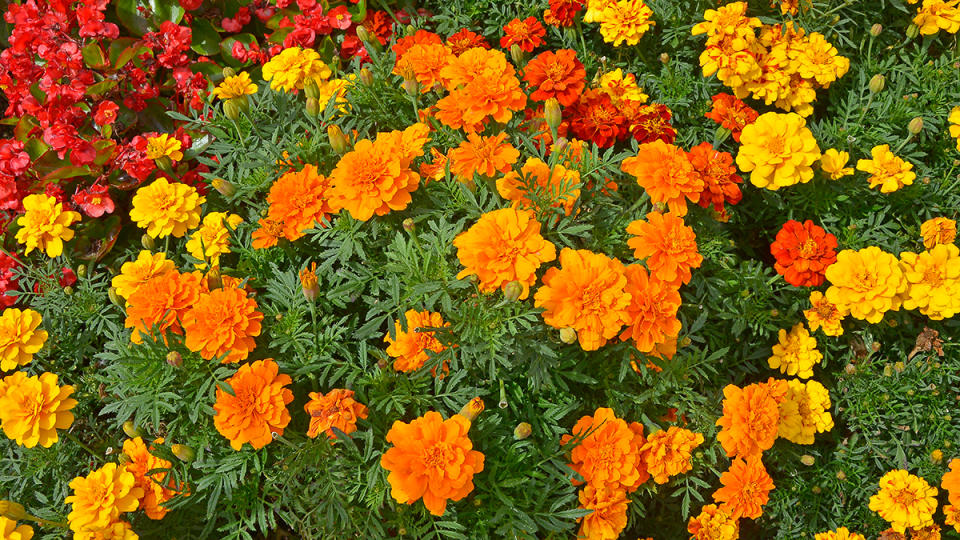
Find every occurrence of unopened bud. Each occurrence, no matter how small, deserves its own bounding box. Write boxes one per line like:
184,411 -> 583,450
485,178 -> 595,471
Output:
108,287 -> 122,306
660,52 -> 669,64
306,97 -> 320,116
503,281 -> 523,302
402,78 -> 419,97
171,443 -> 196,462
458,397 -> 485,422
510,44 -> 524,66
328,125 -> 348,154
894,360 -> 905,373
117,453 -> 131,464
836,470 -> 846,480
63,286 -> 73,295
870,24 -> 882,36
212,177 -> 236,197
404,25 -> 415,36
811,486 -> 821,494
544,98 -> 562,131
304,78 -> 320,100
679,336 -> 692,348
869,74 -> 885,94
206,267 -> 222,290
883,364 -> 893,377
123,420 -> 144,439
356,25 -> 372,43
77,265 -> 86,278
299,263 -> 319,302
513,422 -> 532,440
223,98 -> 241,121
141,233 -> 156,250
166,351 -> 183,368
800,455 -> 815,466
0,501 -> 28,521
906,23 -> 919,39
559,327 -> 577,344
222,66 -> 237,78
402,218 -> 416,233
359,67 -> 374,86
908,116 -> 924,135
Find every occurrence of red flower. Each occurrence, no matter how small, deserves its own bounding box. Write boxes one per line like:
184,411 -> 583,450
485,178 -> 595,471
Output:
687,142 -> 743,213
327,6 -> 352,30
446,28 -> 490,56
72,183 -> 115,218
544,0 -> 584,27
622,102 -> 677,144
94,100 -> 119,126
565,89 -> 626,148
179,0 -> 202,10
221,7 -> 251,32
770,220 -> 838,287
44,182 -> 66,203
365,11 -> 394,45
0,139 -> 30,177
500,17 -> 546,53
0,251 -> 20,308
705,93 -> 758,143
523,49 -> 586,106
144,21 -> 192,69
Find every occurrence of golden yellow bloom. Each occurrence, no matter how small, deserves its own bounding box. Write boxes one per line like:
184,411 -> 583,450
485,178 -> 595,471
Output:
599,68 -> 647,104
820,148 -> 854,179
803,291 -> 846,337
111,251 -> 175,302
15,193 -> 81,257
583,0 -> 616,23
921,217 -> 957,249
211,72 -> 257,100
856,144 -> 915,193
814,527 -> 866,540
0,308 -> 47,371
0,517 -> 33,540
914,0 -> 960,35
691,2 -> 761,42
787,32 -> 850,87
824,247 -> 907,323
598,0 -> 655,47
768,323 -> 822,379
778,379 -> 833,445
736,112 -> 821,190
316,78 -> 352,113
144,133 -> 183,162
66,463 -> 143,534
185,212 -> 243,269
868,470 -> 938,533
899,244 -> 960,320
262,46 -> 332,92
0,372 -> 76,448
74,520 -> 138,539
945,504 -> 960,533
129,178 -> 205,238
949,106 -> 960,152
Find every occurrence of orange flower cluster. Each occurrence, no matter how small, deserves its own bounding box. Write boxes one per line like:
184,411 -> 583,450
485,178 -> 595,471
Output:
687,142 -> 744,214
213,359 -> 293,450
384,309 -> 450,374
619,264 -> 682,354
435,47 -> 527,133
563,74 -> 677,148
304,388 -> 369,440
770,219 -> 838,287
641,426 -> 705,484
251,164 -> 334,249
448,132 -> 519,181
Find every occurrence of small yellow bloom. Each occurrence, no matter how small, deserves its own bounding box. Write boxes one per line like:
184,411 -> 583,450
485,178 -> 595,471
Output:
0,308 -> 48,371
868,469 -> 938,533
819,149 -> 854,179
129,178 -> 205,239
15,194 -> 81,257
65,463 -> 143,534
856,144 -> 915,193
111,251 -> 175,302
0,371 -> 76,448
804,291 -> 846,337
778,379 -> 833,445
599,68 -> 648,104
921,217 -> 957,249
144,133 -> 183,162
768,323 -> 823,379
185,212 -> 243,269
813,527 -> 866,540
262,47 -> 332,92
949,106 -> 960,152
211,72 -> 257,100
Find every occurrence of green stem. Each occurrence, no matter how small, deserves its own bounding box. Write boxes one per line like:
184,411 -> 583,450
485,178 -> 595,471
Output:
64,432 -> 103,464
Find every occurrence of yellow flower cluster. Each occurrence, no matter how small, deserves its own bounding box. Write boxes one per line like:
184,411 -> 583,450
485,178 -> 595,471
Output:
736,111 -> 821,190
868,469 -> 938,533
856,144 -> 915,193
778,379 -> 833,445
262,46 -> 332,92
15,193 -> 81,257
767,323 -> 822,379
824,247 -> 906,324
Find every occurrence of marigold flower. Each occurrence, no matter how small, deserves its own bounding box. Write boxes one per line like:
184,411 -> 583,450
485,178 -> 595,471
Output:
393,43 -> 454,92
0,308 -> 47,371
598,0 -> 655,46
565,89 -> 627,148
950,106 -> 960,152
599,68 -> 647,104
185,212 -> 243,269
523,49 -> 586,106
899,244 -> 960,320
824,247 -> 907,323
626,211 -> 703,287
65,463 -> 143,534
144,133 -> 183,162
534,249 -> 631,351
211,72 -> 257,100
15,193 -> 81,257
129,178 -> 205,239
688,503 -> 739,540
182,286 -> 263,363
736,112 -> 821,190
814,527 -> 866,540
262,46 -> 331,92
921,217 -> 957,249
856,145 -> 916,193
497,157 -> 581,215
869,470 -> 938,533
622,102 -> 678,144
251,217 -> 283,249
804,291 -> 846,337
213,359 -> 292,450
619,265 -> 682,353
768,323 -> 822,379
787,32 -> 850,87
622,141 -> 703,216
641,426 -> 705,484
914,1 -> 960,35
393,30 -> 444,58
445,28 -> 490,55
941,458 -> 960,506
770,220 -> 838,287
122,437 -> 179,520
260,164 -> 334,241
454,208 -> 556,300
0,371 -> 75,448
500,16 -> 546,52
380,411 -> 484,516
705,93 -> 758,142
124,270 -> 203,344
947,505 -> 960,533
713,456 -> 774,520
304,388 -> 369,439
112,251 -> 175,303
561,407 -> 649,491
820,148 -> 854,179
448,133 -> 520,181
716,378 -> 787,458
576,484 -> 630,540
74,520 -> 137,539
435,48 -> 527,132
384,310 -> 450,373
777,379 -> 833,445
686,143 -> 743,213
691,2 -> 761,41
910,525 -> 942,540
0,517 -> 33,540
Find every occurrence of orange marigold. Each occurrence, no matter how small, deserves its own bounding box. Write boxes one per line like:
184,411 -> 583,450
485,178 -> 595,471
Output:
942,458 -> 960,506
251,217 -> 284,249
260,164 -> 334,243
621,140 -> 704,216
304,388 -> 369,439
641,426 -> 705,484
384,310 -> 450,373
213,359 -> 293,450
522,49 -> 586,106
804,290 -> 846,337
500,16 -> 546,52
418,147 -> 450,183
497,157 -> 581,215
626,211 -> 703,287
380,411 -> 485,516
770,219 -> 838,287
619,264 -> 682,353
392,29 -> 444,58
576,484 -> 630,540
182,286 -> 263,363
716,378 -> 788,458
921,217 -> 957,249
705,93 -> 759,142
124,270 -> 202,344
713,456 -> 775,520
393,43 -> 454,92
435,48 -> 527,132
122,437 -> 179,520
448,132 -> 520,181
445,28 -> 490,56
687,142 -> 743,213
561,407 -> 649,491
534,248 -> 631,351
688,503 -> 740,540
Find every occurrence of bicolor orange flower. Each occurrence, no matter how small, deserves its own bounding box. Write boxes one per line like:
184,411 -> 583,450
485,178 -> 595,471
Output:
545,0 -> 586,27
500,16 -> 546,52
497,157 -> 581,215
688,503 -> 739,540
771,220 -> 838,287
124,270 -> 203,344
561,407 -> 649,491
445,28 -> 490,56
921,217 -> 957,249
869,470 -> 938,533
0,371 -> 76,448
523,49 -> 586,106
260,164 -> 334,243
804,291 -> 846,337
619,265 -> 682,353
380,411 -> 484,516
716,378 -> 787,458
621,102 -> 677,144
304,388 -> 369,439
641,426 -> 705,484
534,249 -> 631,351
712,456 -> 774,520
576,484 -> 630,540
598,0 -> 656,46
182,286 -> 263,363
448,133 -> 520,180
65,463 -> 143,534
112,251 -> 175,302
122,437 -> 179,520
0,308 -> 48,371
622,141 -> 703,216
213,359 -> 293,450
566,89 -> 627,148
384,310 -> 450,373
705,93 -> 758,142
626,211 -> 703,287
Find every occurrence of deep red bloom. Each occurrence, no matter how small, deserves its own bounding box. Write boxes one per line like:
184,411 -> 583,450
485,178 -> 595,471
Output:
544,0 -> 585,27
72,183 -> 115,217
0,251 -> 20,308
770,220 -> 838,287
500,17 -> 546,52
144,21 -> 192,68
44,182 -> 66,203
221,7 -> 251,32
0,139 -> 30,177
179,0 -> 202,10
623,103 -> 677,144
687,142 -> 743,213
705,93 -> 759,143
365,11 -> 394,45
94,100 -> 119,126
446,29 -> 490,56
565,89 -> 626,148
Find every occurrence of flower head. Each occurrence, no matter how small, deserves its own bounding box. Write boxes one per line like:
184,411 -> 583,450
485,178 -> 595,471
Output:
626,211 -> 703,287
824,247 -> 907,323
183,286 -> 263,363
622,141 -> 703,216
15,193 -> 81,257
804,291 -> 846,336
598,68 -> 647,104
771,220 -> 838,287
814,527 -> 866,540
72,183 -> 116,218
622,102 -> 678,144
598,0 -> 656,46
687,143 -> 743,213
186,212 -> 243,269
576,485 -> 630,540
778,379 -> 833,444
384,310 -> 450,373
899,244 -> 960,320
561,407 -> 649,491
213,359 -> 293,450
713,456 -> 774,520
497,157 -> 581,215
565,89 -> 626,148
500,16 -> 546,52
211,72 -> 257,100
122,437 -> 179,519
144,133 -> 183,162
688,504 -> 739,540
921,217 -> 957,249
768,323 -> 822,379
65,463 -> 143,533
736,112 -> 821,190
304,388 -> 369,439
716,378 -> 787,458
129,178 -> 205,238
0,371 -> 75,448
262,46 -> 332,92
124,269 -> 203,344
448,133 -> 520,181
435,48 -> 527,132
258,164 -> 334,243
619,265 -> 682,353
111,251 -> 175,302
523,49 -> 586,106
393,43 -> 453,92
705,93 -> 758,142
0,308 -> 47,371
641,426 -> 705,484
869,470 -> 938,533
820,149 -> 854,179
856,145 -> 916,193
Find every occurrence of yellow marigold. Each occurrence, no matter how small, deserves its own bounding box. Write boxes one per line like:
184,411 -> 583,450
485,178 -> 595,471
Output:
15,193 -> 81,257
384,310 -> 450,373
0,308 -> 47,371
74,521 -> 138,540
949,106 -> 960,152
316,77 -> 352,113
820,148 -> 854,179
576,485 -> 630,540
122,437 -> 178,520
824,247 -> 907,323
869,470 -> 938,533
598,0 -> 655,47
626,211 -> 703,287
621,141 -> 703,216
0,371 -> 75,448
213,359 -> 293,450
583,0 -> 616,23
453,208 -> 556,300
921,217 -> 957,249
641,426 -> 704,484
804,290 -> 846,337
736,112 -> 821,190
211,71 -> 257,100
768,323 -> 822,379
814,527 -> 866,540
304,388 -> 369,439
124,270 -> 202,344
0,517 -> 33,540
688,503 -> 739,540
144,133 -> 182,161
182,286 -> 263,363
185,212 -> 243,269
712,455 -> 774,520
380,411 -> 484,516
899,244 -> 960,320
534,248 -> 631,351
856,144 -> 916,193
129,178 -> 205,238
778,379 -> 833,445
65,463 -> 143,534
716,378 -> 787,459
561,407 -> 649,492
787,32 -> 850,87
599,68 -> 647,104
691,2 -> 761,42
262,46 -> 331,92
497,157 -> 581,216
915,1 -> 960,35
111,251 -> 175,302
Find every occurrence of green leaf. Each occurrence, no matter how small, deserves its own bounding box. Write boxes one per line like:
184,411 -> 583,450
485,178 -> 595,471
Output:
81,42 -> 108,69
40,165 -> 92,182
149,0 -> 185,25
347,0 -> 367,23
86,79 -> 119,97
115,0 -> 151,36
190,18 -> 220,56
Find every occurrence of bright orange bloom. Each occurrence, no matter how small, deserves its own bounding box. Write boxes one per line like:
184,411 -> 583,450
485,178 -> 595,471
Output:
393,43 -> 454,92
260,164 -> 334,243
713,456 -> 774,520
213,359 -> 293,450
251,217 -> 284,249
418,148 -> 450,182
380,411 -> 485,516
942,458 -> 960,506
619,265 -> 682,353
122,437 -> 179,520
534,248 -> 632,351
946,505 -> 960,533
392,29 -> 444,58
445,28 -> 490,56
522,49 -> 586,106
561,407 -> 649,491
716,378 -> 788,458
435,48 -> 527,132
770,220 -> 838,287
304,388 -> 369,439
454,208 -> 556,299
545,0 -> 586,27
448,132 -> 520,180
705,93 -> 759,142
626,211 -> 703,287
384,310 -> 450,373
641,426 -> 705,484
499,16 -> 546,52
688,503 -> 739,540
497,157 -> 581,215
621,140 -> 704,216
576,485 -> 630,540
124,270 -> 202,344
182,286 -> 263,363
687,142 -> 743,213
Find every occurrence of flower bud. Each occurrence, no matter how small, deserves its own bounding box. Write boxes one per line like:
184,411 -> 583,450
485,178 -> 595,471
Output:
402,78 -> 419,97
359,67 -> 374,86
305,97 -> 320,117
405,25 -> 415,36
513,422 -> 532,440
894,360 -> 905,373
544,98 -> 562,131
510,44 -> 524,65
844,363 -> 856,375
166,351 -> 183,368
123,420 -> 144,439
171,443 -> 196,462
108,286 -> 122,306
660,52 -> 669,64
906,23 -> 919,39
155,155 -> 174,175
811,486 -> 821,494
679,336 -> 692,348
869,74 -> 885,94
223,98 -> 242,121
304,78 -> 320,100
503,281 -> 523,302
908,116 -> 924,135
932,449 -> 944,463
559,327 -> 577,344
458,397 -> 485,422
63,286 -> 73,295
117,453 -> 131,464
0,501 -> 28,521
800,455 -> 815,466
211,177 -> 236,197
356,25 -> 372,43
883,364 -> 893,377
141,233 -> 156,250
222,66 -> 237,78
206,267 -> 222,290
836,470 -> 847,480
402,218 -> 416,233
299,263 -> 319,302
77,265 -> 86,278
327,125 -> 348,154
870,24 -> 882,36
